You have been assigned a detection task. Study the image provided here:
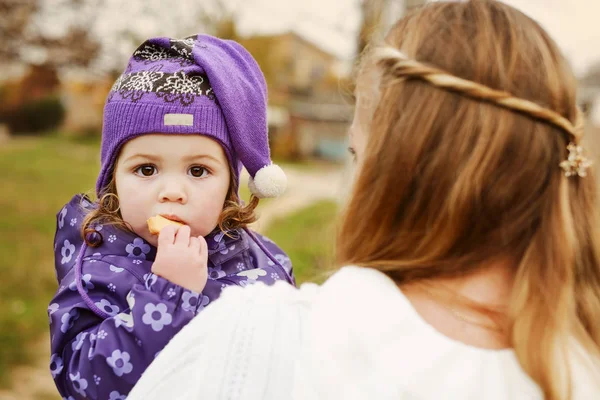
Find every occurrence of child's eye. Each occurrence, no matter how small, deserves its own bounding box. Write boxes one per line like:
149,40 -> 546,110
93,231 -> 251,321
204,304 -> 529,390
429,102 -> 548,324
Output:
188,166 -> 209,178
134,165 -> 157,177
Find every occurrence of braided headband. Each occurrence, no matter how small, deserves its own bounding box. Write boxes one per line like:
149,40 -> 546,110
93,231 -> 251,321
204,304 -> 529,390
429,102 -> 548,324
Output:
373,47 -> 592,178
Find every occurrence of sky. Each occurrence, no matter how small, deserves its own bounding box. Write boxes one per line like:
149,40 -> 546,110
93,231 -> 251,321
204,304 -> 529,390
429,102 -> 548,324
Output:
30,0 -> 600,78
235,0 -> 600,77
500,0 -> 600,76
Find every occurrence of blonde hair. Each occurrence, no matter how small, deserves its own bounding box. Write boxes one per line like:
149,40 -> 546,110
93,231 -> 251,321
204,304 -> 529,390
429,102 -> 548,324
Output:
338,1 -> 600,398
82,166 -> 258,247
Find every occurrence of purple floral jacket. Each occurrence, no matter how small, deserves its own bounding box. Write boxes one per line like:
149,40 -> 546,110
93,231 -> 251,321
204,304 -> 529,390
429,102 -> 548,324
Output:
48,194 -> 295,400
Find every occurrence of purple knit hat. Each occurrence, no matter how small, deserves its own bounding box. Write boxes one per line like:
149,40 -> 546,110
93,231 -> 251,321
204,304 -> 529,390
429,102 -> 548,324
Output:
97,34 -> 286,199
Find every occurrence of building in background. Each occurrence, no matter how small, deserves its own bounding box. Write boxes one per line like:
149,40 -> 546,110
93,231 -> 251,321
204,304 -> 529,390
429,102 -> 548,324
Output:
261,1 -> 430,162
240,31 -> 353,162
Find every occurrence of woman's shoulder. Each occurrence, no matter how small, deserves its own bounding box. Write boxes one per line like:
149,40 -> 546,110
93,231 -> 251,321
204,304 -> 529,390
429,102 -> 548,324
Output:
296,266 -> 545,400
217,277 -> 319,310
207,265 -> 398,318
128,280 -> 316,400
130,267 -> 546,400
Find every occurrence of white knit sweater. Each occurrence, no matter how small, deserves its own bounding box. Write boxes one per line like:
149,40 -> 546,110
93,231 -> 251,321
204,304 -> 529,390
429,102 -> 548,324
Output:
128,266 -> 596,399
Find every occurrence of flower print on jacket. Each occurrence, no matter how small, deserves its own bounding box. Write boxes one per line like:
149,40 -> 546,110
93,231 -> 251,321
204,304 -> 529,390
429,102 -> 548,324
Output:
49,354 -> 64,378
60,240 -> 76,265
69,372 -> 88,397
60,309 -> 80,333
106,349 -> 134,377
108,391 -> 127,400
48,303 -> 59,323
208,264 -> 226,280
181,291 -> 199,312
126,238 -> 151,259
95,299 -> 120,317
236,268 -> 267,281
58,207 -> 67,229
180,290 -> 210,313
115,291 -> 136,331
71,332 -> 89,351
141,303 -> 173,332
109,264 -> 124,273
194,294 -> 210,314
68,273 -> 95,294
143,273 -> 158,290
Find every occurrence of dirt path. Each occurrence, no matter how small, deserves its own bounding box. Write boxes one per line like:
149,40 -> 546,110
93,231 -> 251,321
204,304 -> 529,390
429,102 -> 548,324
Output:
0,164 -> 346,400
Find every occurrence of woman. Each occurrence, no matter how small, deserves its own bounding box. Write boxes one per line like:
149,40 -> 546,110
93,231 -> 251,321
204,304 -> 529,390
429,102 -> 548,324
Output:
128,1 -> 600,399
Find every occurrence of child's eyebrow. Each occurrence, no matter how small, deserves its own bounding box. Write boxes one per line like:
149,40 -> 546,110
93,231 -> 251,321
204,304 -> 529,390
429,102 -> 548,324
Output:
121,154 -> 223,164
182,154 -> 223,164
122,154 -> 161,163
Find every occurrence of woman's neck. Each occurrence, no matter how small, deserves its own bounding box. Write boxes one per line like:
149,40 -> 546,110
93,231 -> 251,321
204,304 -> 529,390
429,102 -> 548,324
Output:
441,259 -> 515,309
402,260 -> 515,350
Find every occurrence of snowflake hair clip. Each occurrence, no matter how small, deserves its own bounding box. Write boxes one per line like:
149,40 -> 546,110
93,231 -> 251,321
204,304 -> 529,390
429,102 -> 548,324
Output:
559,142 -> 593,178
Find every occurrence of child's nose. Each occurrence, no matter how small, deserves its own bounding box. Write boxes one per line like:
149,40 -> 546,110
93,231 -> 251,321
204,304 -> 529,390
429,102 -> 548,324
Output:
158,180 -> 187,203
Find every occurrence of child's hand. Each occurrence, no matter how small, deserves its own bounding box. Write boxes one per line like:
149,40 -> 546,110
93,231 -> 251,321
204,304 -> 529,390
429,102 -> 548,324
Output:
151,225 -> 208,293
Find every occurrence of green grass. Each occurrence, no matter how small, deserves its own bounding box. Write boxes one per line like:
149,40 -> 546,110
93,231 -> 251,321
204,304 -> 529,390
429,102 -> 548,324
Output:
0,134 -> 100,384
264,200 -> 338,285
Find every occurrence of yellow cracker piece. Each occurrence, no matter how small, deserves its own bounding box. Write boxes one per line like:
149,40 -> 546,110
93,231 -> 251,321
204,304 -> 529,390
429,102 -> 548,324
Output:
147,215 -> 184,235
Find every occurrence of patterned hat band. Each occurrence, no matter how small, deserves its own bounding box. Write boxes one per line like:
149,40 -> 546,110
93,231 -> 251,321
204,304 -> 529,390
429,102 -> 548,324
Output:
373,46 -> 592,178
108,68 -> 216,106
108,36 -> 216,106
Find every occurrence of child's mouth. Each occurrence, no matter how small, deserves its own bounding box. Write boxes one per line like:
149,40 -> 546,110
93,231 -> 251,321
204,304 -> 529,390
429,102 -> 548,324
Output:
159,214 -> 186,224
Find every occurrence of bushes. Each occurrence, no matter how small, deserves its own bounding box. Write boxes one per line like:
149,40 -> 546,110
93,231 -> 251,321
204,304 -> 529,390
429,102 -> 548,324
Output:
0,95 -> 66,135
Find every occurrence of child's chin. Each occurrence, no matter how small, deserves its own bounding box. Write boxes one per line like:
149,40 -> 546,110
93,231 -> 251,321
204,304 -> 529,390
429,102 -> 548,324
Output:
136,231 -> 158,247
147,236 -> 159,247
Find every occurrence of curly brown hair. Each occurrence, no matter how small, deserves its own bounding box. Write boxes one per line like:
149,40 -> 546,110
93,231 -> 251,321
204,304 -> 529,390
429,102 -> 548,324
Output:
81,168 -> 259,247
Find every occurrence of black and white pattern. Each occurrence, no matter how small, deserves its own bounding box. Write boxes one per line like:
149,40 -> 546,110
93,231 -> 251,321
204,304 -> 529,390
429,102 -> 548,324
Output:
111,35 -> 216,105
111,67 -> 215,105
155,71 -> 208,105
110,74 -> 127,93
170,37 -> 196,59
118,67 -> 166,102
133,43 -> 194,67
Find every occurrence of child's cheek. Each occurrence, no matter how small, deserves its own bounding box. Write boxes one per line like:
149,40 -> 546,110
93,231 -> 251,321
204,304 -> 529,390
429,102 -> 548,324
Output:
117,188 -> 152,238
193,196 -> 228,237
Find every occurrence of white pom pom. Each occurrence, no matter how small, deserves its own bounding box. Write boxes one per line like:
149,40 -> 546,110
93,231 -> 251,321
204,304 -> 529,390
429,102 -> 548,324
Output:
248,164 -> 287,198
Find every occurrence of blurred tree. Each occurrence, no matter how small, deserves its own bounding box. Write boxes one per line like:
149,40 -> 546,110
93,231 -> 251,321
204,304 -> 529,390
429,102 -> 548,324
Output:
214,17 -> 240,41
0,0 -> 38,62
0,0 -> 101,134
1,0 -> 244,76
0,0 -> 101,70
200,0 -> 240,40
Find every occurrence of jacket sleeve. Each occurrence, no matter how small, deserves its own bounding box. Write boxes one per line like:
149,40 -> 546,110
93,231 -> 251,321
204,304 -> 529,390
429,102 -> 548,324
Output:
48,258 -> 207,400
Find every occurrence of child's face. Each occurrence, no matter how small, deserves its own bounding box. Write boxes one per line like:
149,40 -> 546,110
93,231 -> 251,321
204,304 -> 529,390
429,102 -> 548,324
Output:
114,134 -> 231,247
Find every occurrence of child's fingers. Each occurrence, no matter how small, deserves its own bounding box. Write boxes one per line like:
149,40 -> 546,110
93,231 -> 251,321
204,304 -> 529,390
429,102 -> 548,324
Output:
197,235 -> 208,257
189,236 -> 201,251
174,225 -> 191,246
158,225 -> 178,246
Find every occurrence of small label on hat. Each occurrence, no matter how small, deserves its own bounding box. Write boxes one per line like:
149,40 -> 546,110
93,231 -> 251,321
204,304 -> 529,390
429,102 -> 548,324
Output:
164,113 -> 194,126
